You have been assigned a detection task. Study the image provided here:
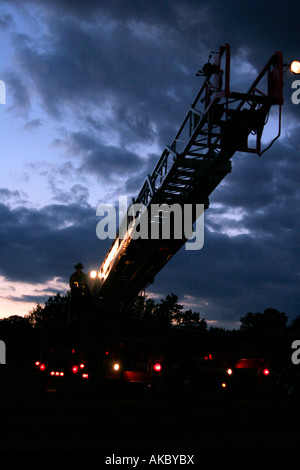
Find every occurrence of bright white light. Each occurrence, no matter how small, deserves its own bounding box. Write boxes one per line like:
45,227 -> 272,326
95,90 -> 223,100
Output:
90,270 -> 97,279
291,60 -> 300,74
100,239 -> 120,280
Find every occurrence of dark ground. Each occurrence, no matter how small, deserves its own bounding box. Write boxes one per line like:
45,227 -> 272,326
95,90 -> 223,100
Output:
0,367 -> 299,452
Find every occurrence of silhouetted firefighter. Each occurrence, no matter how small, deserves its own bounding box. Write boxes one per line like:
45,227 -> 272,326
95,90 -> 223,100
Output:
69,263 -> 92,320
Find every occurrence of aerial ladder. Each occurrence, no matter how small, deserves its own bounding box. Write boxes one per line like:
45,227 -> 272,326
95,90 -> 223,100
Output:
91,44 -> 283,306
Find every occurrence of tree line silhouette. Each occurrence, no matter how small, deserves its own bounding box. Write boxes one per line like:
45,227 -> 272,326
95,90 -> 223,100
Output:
0,292 -> 299,372
0,291 -> 298,333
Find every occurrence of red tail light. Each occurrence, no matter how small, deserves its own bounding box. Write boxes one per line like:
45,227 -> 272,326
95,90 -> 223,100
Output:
72,365 -> 79,374
50,371 -> 64,377
153,363 -> 162,372
204,354 -> 213,360
39,363 -> 46,371
263,368 -> 270,376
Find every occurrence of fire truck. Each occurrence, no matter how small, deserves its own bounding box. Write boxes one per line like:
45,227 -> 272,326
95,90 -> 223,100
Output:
35,44 -> 283,394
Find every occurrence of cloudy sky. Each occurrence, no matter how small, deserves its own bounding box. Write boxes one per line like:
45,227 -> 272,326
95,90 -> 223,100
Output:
0,0 -> 299,328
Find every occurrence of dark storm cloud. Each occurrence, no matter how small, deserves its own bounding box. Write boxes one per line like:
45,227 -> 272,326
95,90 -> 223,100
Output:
69,131 -> 145,180
152,127 -> 300,323
210,155 -> 276,210
7,0 -> 300,66
50,183 -> 90,206
207,126 -> 300,231
125,152 -> 159,195
153,222 -> 300,324
0,12 -> 13,30
4,293 -> 57,304
23,118 -> 44,131
8,1 -> 206,147
7,0 -> 299,153
6,70 -> 31,113
8,0 -> 299,148
0,188 -> 27,204
204,0 -> 300,68
0,202 -> 109,284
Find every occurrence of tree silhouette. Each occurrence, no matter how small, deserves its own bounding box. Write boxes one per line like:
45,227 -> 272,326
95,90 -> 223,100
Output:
155,293 -> 183,326
175,309 -> 207,329
26,304 -> 45,328
131,295 -> 157,322
240,308 -> 288,332
26,292 -> 70,327
0,315 -> 36,363
0,315 -> 31,327
131,293 -> 206,328
288,315 -> 300,332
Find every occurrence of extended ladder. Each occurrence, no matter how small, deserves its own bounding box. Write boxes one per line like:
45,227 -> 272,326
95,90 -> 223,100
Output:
93,44 -> 283,304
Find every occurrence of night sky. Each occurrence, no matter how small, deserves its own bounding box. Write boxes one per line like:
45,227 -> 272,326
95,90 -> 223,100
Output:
0,0 -> 299,329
